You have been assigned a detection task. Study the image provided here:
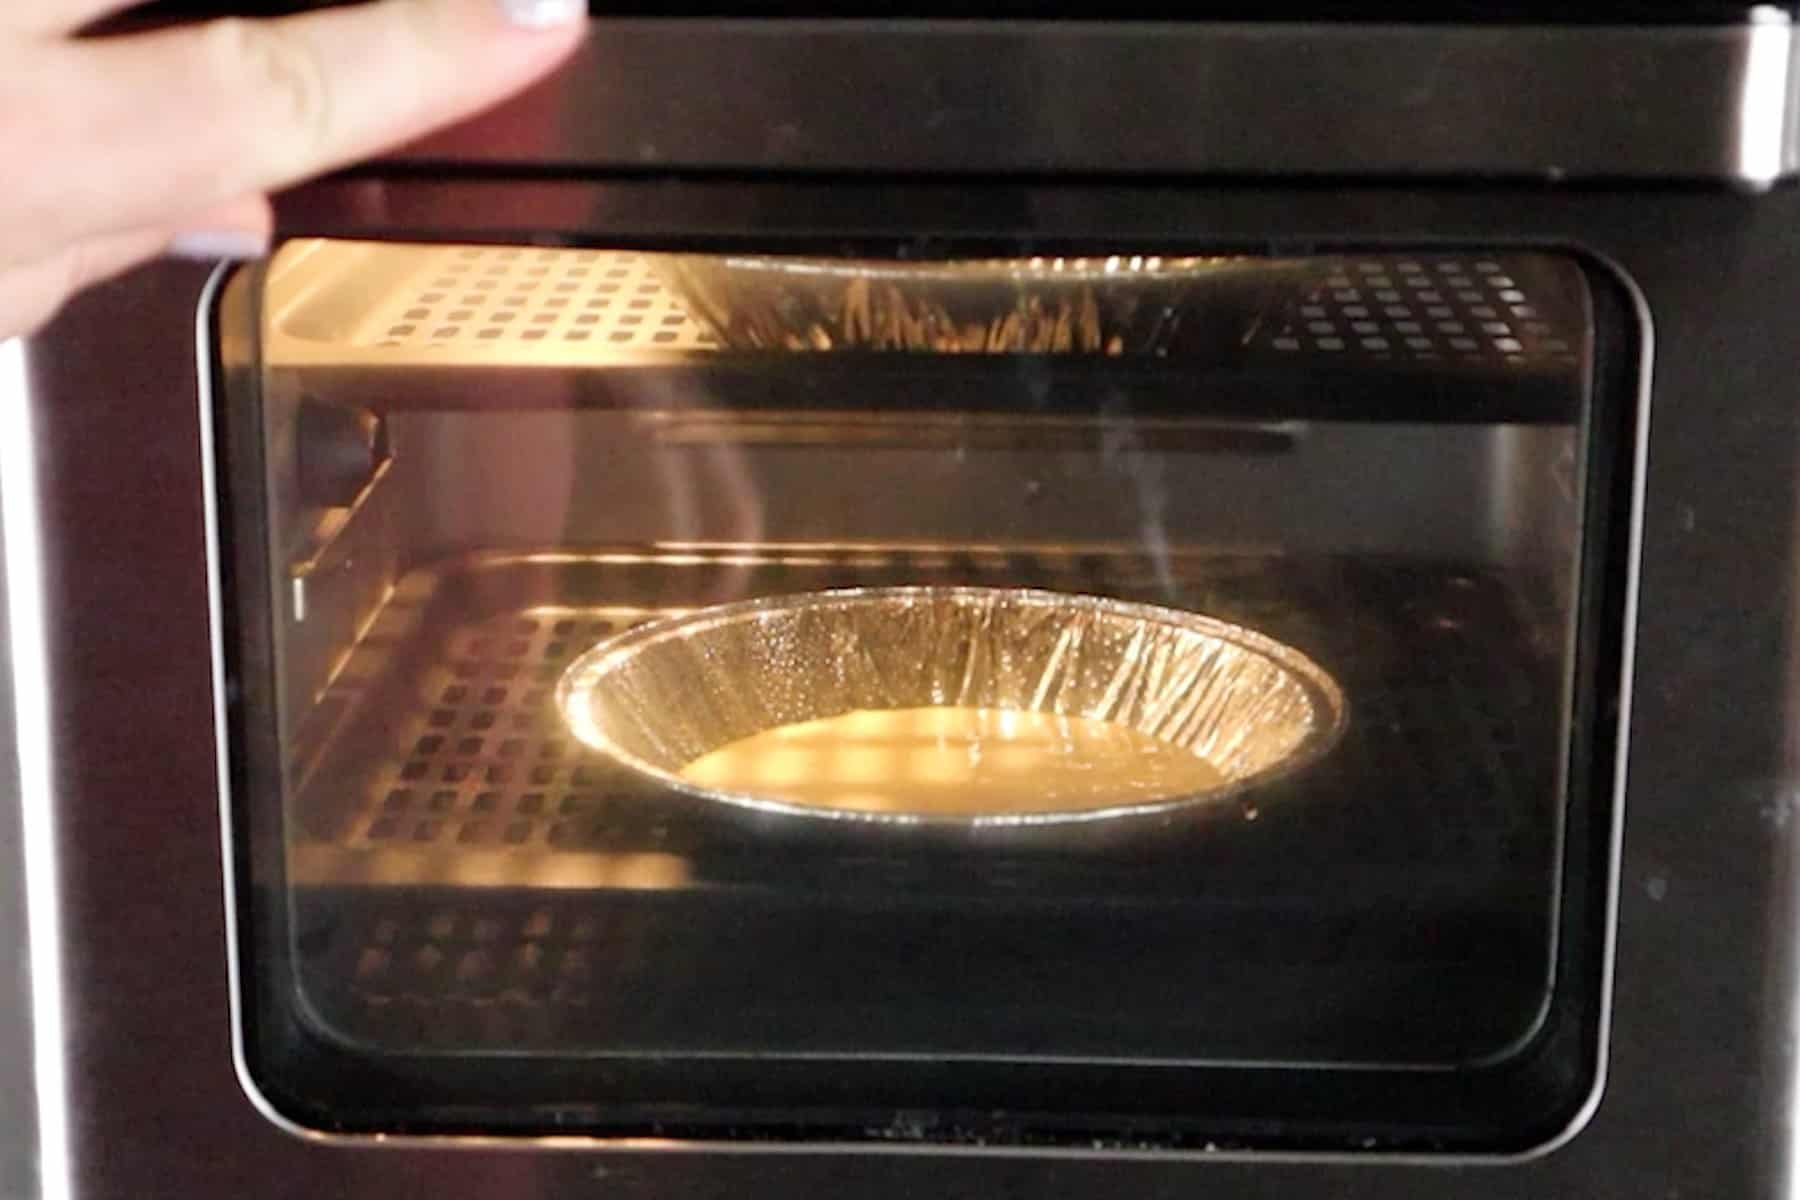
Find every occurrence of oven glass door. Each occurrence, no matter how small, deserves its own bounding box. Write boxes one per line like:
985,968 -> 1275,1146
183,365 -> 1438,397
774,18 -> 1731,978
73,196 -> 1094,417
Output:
212,238 -> 1633,1151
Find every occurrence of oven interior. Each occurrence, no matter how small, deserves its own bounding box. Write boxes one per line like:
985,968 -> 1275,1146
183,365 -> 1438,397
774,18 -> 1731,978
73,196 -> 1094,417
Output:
214,237 -> 1626,1149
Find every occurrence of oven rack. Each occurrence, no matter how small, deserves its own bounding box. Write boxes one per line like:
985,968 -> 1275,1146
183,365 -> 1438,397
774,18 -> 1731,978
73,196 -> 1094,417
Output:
289,546 -> 1559,894
266,239 -> 1591,379
283,546 -> 1562,1060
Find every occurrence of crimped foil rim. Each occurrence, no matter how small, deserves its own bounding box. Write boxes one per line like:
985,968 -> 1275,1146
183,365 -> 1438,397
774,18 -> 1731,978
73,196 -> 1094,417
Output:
556,586 -> 1348,829
678,254 -> 1259,283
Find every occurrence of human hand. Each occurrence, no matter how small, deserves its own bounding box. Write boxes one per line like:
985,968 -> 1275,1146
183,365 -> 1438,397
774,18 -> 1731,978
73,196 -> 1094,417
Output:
0,0 -> 585,337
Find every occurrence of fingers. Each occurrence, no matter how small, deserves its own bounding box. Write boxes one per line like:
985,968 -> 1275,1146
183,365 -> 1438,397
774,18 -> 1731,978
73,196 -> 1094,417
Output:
0,228 -> 171,339
2,0 -> 583,263
3,0 -> 134,39
0,194 -> 270,339
166,194 -> 276,261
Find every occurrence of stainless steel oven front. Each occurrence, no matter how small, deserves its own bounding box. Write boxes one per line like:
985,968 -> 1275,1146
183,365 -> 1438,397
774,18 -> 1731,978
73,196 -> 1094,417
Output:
10,11 -> 1800,1199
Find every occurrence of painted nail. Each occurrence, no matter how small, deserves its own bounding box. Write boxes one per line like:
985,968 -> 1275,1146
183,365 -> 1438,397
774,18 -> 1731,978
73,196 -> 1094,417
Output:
168,230 -> 270,263
499,0 -> 584,29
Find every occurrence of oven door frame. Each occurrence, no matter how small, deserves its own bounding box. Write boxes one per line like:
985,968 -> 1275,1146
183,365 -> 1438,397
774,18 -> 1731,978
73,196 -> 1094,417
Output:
202,201 -> 1639,1154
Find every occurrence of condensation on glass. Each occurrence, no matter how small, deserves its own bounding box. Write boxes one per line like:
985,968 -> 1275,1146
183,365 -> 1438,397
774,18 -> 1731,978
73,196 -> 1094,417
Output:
222,239 -> 1609,1140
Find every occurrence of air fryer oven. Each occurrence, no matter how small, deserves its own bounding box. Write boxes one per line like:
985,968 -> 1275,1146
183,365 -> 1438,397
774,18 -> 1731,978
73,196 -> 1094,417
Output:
68,8 -> 1800,1196
208,233 -> 1635,1152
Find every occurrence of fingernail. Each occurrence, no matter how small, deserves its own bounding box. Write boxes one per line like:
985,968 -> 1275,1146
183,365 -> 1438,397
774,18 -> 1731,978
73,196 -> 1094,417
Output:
168,230 -> 270,262
500,0 -> 584,29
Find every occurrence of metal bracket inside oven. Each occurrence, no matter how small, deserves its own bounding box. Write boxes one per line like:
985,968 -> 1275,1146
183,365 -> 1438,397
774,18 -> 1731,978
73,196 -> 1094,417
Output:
282,449 -> 399,760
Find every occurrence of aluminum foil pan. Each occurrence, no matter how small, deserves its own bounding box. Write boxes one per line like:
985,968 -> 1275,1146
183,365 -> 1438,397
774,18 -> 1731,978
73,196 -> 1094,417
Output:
557,587 -> 1345,828
659,255 -> 1290,356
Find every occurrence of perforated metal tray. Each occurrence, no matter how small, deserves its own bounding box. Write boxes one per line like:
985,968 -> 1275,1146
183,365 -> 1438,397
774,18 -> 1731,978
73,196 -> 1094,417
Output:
286,546 -> 1564,1061
1246,254 -> 1586,369
265,242 -> 1586,372
289,547 -> 1560,892
265,241 -> 718,367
